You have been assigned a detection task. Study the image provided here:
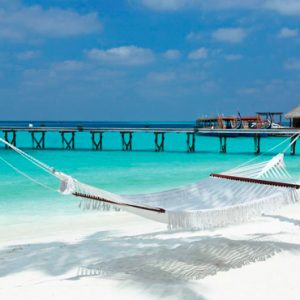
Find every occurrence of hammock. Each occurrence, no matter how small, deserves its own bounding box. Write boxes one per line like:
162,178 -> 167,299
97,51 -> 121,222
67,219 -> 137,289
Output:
1,137 -> 300,230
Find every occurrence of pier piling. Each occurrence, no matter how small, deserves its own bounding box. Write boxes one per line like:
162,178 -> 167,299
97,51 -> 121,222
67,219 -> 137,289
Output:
1,126 -> 300,154
4,130 -> 16,149
291,135 -> 297,155
186,132 -> 195,152
254,135 -> 261,155
155,132 -> 165,152
31,131 -> 45,149
60,131 -> 75,150
121,132 -> 133,151
219,136 -> 227,153
91,131 -> 103,150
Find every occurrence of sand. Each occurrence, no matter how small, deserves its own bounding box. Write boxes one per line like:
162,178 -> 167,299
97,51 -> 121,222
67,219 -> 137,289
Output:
1,203 -> 300,300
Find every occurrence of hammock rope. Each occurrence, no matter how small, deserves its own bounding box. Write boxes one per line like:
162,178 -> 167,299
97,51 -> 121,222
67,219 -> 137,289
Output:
1,135 -> 300,230
0,155 -> 57,192
0,137 -> 56,176
226,133 -> 299,173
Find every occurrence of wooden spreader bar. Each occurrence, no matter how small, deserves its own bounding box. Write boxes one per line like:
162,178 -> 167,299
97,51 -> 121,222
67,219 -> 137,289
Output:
72,192 -> 166,213
210,173 -> 300,189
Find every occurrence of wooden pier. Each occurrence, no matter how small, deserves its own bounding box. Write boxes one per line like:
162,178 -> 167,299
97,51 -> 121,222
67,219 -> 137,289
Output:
154,132 -> 165,152
0,126 -> 300,154
3,130 -> 17,149
186,132 -> 196,153
121,131 -> 133,151
91,131 -> 103,150
60,131 -> 75,150
31,131 -> 46,149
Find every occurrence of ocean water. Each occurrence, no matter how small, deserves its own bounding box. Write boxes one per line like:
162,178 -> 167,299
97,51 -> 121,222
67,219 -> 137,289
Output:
0,122 -> 300,226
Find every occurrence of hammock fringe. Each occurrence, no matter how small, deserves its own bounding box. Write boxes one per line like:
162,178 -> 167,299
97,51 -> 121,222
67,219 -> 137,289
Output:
78,198 -> 120,211
55,152 -> 300,230
1,136 -> 299,231
167,190 -> 300,230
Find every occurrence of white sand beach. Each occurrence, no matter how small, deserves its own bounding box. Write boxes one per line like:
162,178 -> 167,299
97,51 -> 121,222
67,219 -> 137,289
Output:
2,0 -> 300,298
1,202 -> 300,300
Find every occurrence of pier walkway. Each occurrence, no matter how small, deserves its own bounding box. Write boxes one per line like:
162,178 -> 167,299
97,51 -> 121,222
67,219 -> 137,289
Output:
0,126 -> 300,154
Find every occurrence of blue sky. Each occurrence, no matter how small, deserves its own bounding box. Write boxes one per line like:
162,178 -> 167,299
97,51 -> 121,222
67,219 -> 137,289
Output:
1,0 -> 300,120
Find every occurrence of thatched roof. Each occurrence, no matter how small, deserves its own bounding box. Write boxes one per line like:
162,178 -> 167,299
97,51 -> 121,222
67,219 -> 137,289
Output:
285,105 -> 300,118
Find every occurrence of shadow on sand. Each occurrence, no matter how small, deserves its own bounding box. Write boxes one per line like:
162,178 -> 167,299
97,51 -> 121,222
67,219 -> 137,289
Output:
1,230 -> 300,281
1,228 -> 300,299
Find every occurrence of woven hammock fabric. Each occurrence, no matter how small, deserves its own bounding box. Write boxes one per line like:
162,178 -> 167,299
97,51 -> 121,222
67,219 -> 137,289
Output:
1,136 -> 299,230
56,153 -> 300,230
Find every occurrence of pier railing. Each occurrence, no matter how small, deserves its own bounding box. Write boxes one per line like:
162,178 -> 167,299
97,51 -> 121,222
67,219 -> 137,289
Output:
1,126 -> 300,154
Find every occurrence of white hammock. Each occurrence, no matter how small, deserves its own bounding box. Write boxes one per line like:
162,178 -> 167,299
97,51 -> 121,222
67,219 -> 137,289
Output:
1,137 -> 300,230
55,151 -> 300,230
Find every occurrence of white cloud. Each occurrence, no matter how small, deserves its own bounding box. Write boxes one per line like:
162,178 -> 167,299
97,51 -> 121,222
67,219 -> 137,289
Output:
0,1 -> 101,40
284,58 -> 300,70
186,31 -> 203,41
224,54 -> 243,61
138,0 -> 300,16
212,28 -> 247,43
16,50 -> 40,60
188,47 -> 208,60
139,0 -> 263,11
266,0 -> 300,16
163,49 -> 181,60
238,87 -> 258,95
86,46 -> 155,66
278,27 -> 298,38
52,60 -> 86,72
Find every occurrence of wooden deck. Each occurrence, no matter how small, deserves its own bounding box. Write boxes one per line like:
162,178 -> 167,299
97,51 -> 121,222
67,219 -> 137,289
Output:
0,126 -> 299,154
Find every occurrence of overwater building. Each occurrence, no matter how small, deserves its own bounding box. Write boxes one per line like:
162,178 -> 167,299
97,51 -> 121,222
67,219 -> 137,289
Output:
285,105 -> 300,127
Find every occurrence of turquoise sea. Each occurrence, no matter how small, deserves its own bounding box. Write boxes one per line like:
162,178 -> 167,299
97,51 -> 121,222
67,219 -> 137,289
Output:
1,122 -> 300,227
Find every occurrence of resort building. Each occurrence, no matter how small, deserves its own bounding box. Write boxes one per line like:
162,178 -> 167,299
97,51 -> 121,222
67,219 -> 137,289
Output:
285,105 -> 300,127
